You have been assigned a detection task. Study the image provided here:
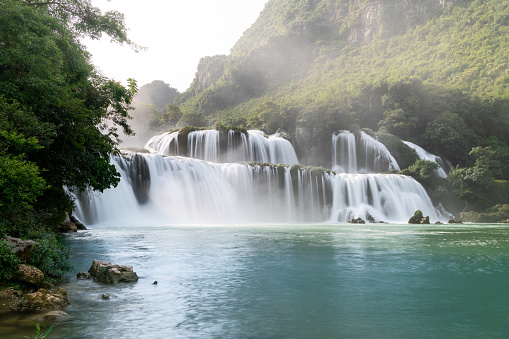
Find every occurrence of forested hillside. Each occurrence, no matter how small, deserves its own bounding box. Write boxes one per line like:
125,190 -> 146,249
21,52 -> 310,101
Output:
153,0 -> 509,218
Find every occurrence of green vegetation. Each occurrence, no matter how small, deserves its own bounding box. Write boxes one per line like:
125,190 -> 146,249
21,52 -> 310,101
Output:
0,0 -> 137,287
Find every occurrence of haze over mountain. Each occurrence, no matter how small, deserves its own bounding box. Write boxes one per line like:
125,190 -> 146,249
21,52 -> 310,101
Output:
139,1 -> 498,155
129,0 -> 509,218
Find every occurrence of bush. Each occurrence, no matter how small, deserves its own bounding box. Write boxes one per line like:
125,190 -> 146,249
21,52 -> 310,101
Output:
27,234 -> 74,282
402,159 -> 440,188
0,240 -> 20,283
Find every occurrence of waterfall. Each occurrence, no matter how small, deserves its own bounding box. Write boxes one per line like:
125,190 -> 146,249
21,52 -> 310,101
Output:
403,141 -> 448,178
332,131 -> 400,173
144,129 -> 298,165
332,131 -> 357,173
73,152 -> 448,226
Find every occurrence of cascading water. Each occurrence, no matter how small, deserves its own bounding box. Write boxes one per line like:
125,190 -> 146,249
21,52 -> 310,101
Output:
332,131 -> 400,173
403,141 -> 448,178
144,129 -> 298,165
73,152 -> 448,226
332,131 -> 357,173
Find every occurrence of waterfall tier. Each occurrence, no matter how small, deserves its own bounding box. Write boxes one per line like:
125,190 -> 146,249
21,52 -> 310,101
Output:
73,152 -> 448,226
145,129 -> 298,165
332,131 -> 400,173
403,141 -> 448,178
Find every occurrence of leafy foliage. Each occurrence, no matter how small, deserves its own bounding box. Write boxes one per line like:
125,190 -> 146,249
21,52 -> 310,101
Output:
0,0 -> 137,284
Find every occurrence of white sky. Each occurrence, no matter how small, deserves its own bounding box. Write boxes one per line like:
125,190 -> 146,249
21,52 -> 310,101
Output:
84,0 -> 268,92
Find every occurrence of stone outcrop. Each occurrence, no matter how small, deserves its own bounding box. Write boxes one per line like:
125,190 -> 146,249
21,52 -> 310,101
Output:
349,217 -> 366,224
70,215 -> 87,230
88,259 -> 138,284
408,210 -> 431,224
11,288 -> 69,313
31,310 -> 68,323
77,271 -> 91,279
17,264 -> 45,288
4,236 -> 38,261
58,221 -> 78,233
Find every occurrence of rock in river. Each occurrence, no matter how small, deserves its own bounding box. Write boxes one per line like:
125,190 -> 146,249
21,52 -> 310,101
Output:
88,259 -> 139,284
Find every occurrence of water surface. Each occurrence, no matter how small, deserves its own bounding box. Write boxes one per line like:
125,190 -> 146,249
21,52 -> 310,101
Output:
3,223 -> 509,338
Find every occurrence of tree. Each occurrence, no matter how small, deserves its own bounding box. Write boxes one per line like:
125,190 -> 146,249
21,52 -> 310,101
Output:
0,1 -> 138,227
423,112 -> 478,165
177,112 -> 207,128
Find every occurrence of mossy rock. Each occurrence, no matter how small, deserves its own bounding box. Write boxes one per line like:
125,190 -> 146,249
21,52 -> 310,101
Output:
408,210 -> 424,224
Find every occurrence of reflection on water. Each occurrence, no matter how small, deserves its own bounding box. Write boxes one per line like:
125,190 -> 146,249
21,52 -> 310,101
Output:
2,224 -> 509,338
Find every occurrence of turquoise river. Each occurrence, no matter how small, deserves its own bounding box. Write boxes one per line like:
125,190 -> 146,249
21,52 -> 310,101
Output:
2,223 -> 509,338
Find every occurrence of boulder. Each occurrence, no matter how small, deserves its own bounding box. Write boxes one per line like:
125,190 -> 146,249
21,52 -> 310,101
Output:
420,216 -> 430,224
70,216 -> 87,230
11,288 -> 69,313
448,219 -> 463,224
349,217 -> 365,224
58,221 -> 77,233
408,210 -> 424,224
77,271 -> 91,279
17,264 -> 44,288
4,236 -> 38,261
0,287 -> 22,301
31,310 -> 68,323
88,259 -> 138,284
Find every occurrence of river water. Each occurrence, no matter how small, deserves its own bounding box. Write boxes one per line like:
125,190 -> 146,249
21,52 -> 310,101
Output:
3,223 -> 509,338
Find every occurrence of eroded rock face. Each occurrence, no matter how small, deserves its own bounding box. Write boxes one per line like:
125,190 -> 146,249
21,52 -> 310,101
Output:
12,288 -> 69,313
88,259 -> 139,284
58,221 -> 78,233
17,264 -> 45,288
77,271 -> 91,279
4,236 -> 38,261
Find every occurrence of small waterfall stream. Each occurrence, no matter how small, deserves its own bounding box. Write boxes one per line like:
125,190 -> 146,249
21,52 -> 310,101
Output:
403,140 -> 448,178
332,131 -> 400,173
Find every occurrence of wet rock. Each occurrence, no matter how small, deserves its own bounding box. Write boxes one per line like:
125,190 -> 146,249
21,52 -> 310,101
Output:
4,236 -> 38,261
31,310 -> 68,323
408,210 -> 425,224
0,287 -> 22,302
17,264 -> 44,288
101,294 -> 113,300
420,216 -> 430,224
58,221 -> 78,233
153,281 -> 158,285
88,259 -> 139,284
77,271 -> 91,280
11,288 -> 69,313
448,219 -> 463,224
70,216 -> 87,230
349,217 -> 365,224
